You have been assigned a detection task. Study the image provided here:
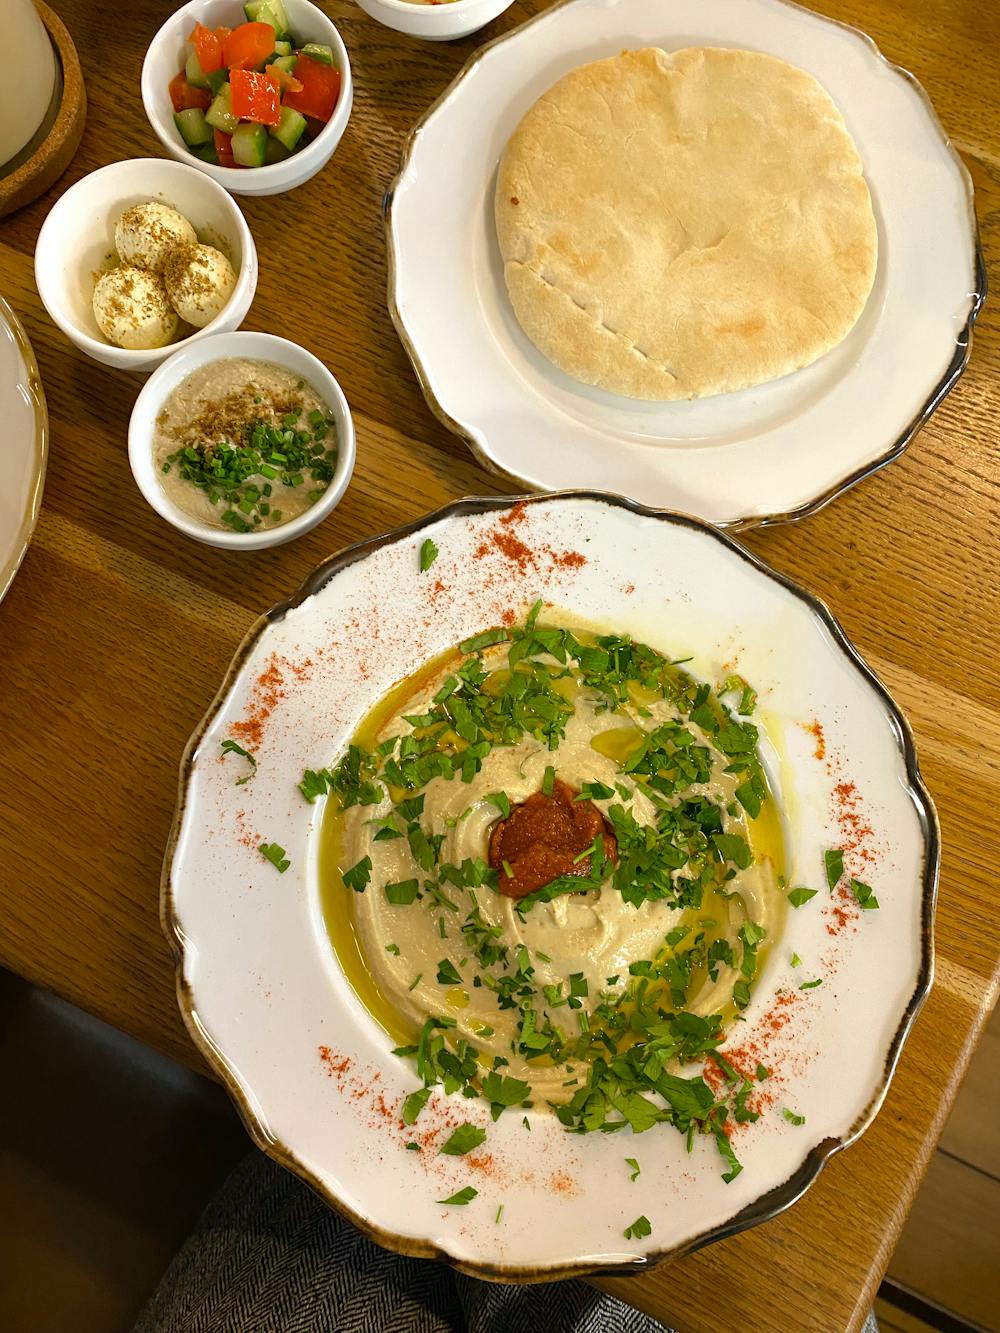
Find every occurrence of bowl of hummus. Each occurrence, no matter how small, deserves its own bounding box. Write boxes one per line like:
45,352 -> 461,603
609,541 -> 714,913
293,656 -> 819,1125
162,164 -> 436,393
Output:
321,618 -> 787,1137
129,331 -> 355,547
164,494 -> 936,1278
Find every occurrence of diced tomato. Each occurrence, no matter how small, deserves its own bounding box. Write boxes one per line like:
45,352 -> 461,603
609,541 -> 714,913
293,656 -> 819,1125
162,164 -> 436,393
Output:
214,25 -> 232,42
264,64 -> 303,96
214,128 -> 236,166
281,53 -> 340,123
222,21 -> 276,71
230,68 -> 281,126
190,22 -> 224,74
168,72 -> 211,112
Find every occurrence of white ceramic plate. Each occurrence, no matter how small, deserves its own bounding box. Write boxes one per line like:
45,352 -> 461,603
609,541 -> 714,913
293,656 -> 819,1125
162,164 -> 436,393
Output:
0,295 -> 47,604
385,0 -> 983,528
165,493 -> 936,1278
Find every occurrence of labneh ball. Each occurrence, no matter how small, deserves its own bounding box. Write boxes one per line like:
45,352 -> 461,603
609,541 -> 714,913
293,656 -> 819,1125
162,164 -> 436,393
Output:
93,267 -> 179,350
164,243 -> 237,328
115,202 -> 197,273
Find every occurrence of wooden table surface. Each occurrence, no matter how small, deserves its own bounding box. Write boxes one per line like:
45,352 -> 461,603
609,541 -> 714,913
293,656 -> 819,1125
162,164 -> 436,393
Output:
2,0 -> 998,1328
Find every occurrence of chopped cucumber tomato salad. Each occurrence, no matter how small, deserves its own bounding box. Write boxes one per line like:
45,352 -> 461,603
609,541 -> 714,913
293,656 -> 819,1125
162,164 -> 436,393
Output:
168,1 -> 341,169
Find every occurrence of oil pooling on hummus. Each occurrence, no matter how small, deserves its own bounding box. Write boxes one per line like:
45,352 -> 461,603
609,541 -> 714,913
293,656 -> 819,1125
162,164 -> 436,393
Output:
309,605 -> 786,1182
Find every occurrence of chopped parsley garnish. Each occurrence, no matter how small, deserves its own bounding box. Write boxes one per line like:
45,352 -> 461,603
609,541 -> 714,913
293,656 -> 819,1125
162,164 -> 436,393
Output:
343,856 -> 372,893
440,1123 -> 487,1156
720,674 -> 757,716
787,886 -> 818,908
495,1204 -> 504,1224
851,879 -> 880,910
221,738 -> 256,784
624,1215 -> 652,1240
258,842 -> 290,873
782,1109 -> 806,1126
385,879 -> 420,905
824,848 -> 844,889
790,952 -> 802,968
419,538 -> 439,572
437,1186 -> 477,1206
625,1157 -> 641,1182
436,958 -> 462,986
481,1072 -> 532,1120
318,618 -> 790,1180
402,1088 -> 432,1125
800,977 -> 823,990
487,791 -> 511,819
405,1142 -> 421,1151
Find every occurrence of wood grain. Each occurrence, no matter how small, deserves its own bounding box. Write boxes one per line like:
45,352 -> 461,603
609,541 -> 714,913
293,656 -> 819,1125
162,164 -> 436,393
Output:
2,1 -> 999,1330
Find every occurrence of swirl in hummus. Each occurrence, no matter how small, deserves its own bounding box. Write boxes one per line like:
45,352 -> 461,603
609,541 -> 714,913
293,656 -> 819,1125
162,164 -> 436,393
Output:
314,609 -> 786,1177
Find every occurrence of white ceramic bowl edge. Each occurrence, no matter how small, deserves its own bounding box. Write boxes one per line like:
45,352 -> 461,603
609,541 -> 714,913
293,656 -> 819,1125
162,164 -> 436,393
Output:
355,0 -> 515,43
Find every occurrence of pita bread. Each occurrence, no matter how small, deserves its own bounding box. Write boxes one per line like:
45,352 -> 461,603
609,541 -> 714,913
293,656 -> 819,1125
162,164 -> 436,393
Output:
495,47 -> 877,401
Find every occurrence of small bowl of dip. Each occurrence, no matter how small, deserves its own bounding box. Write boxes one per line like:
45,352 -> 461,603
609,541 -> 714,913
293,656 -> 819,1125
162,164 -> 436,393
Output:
354,0 -> 514,42
35,157 -> 258,374
128,331 -> 355,548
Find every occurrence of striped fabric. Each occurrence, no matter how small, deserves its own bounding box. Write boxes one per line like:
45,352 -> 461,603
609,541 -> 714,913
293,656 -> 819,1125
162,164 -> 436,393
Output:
133,1152 -> 879,1333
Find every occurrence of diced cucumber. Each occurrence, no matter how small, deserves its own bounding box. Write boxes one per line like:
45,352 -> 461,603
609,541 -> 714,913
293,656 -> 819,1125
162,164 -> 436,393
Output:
187,52 -> 225,93
231,122 -> 268,168
265,136 -> 290,165
205,83 -> 239,135
174,107 -> 213,147
274,39 -> 292,56
185,49 -> 210,88
270,53 -> 298,75
269,105 -> 306,153
300,42 -> 334,66
191,142 -> 220,165
244,0 -> 290,35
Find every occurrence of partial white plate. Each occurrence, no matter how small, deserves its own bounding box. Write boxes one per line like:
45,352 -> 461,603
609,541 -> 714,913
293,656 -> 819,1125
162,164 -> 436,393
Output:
164,493 -> 936,1279
386,0 -> 983,528
0,295 -> 47,604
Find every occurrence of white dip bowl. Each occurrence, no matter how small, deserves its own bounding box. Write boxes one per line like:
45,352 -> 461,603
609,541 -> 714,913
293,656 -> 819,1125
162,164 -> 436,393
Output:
128,331 -> 356,549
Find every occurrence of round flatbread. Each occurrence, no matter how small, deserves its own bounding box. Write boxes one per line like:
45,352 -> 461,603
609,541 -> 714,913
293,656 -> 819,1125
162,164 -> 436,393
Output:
495,47 -> 878,401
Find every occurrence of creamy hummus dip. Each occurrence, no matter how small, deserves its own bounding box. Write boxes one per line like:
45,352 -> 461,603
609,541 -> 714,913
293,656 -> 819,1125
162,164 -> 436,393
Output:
316,614 -> 786,1164
155,358 -> 338,533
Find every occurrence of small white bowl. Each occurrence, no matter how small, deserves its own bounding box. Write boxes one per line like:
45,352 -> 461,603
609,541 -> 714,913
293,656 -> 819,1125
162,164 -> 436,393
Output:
35,158 -> 258,374
355,0 -> 514,42
141,0 -> 352,197
128,332 -> 356,549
